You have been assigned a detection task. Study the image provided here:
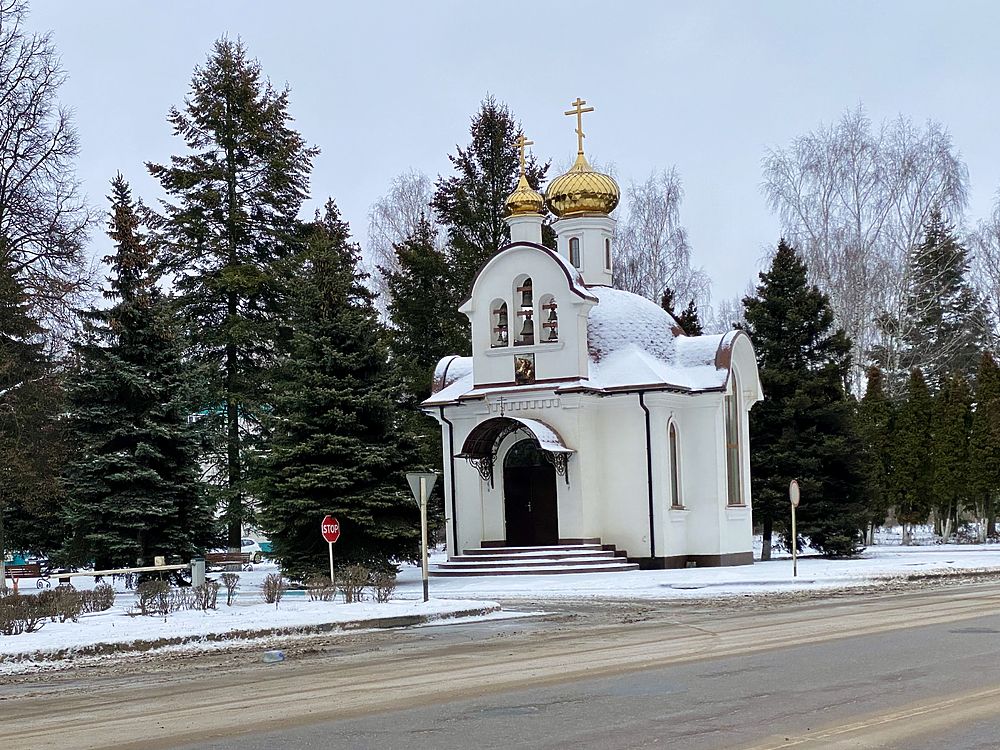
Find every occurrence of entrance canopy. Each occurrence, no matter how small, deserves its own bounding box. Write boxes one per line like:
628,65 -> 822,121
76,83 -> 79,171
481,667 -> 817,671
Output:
457,416 -> 574,484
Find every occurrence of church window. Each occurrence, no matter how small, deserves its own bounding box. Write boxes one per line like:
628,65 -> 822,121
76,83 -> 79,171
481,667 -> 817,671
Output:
540,295 -> 558,343
669,422 -> 682,508
569,237 -> 581,268
514,276 -> 534,346
725,374 -> 743,506
605,238 -> 612,271
490,300 -> 509,348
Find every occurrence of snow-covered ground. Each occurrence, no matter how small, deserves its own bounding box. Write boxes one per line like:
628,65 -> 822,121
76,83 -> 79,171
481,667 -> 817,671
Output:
3,536 -> 999,672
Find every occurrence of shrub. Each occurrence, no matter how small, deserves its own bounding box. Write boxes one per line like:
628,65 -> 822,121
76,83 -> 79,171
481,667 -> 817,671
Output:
0,593 -> 32,635
370,570 -> 397,603
193,582 -> 220,611
339,565 -> 369,604
53,588 -> 83,623
86,583 -> 116,612
135,580 -> 170,616
221,573 -> 240,606
261,573 -> 287,608
306,575 -> 336,602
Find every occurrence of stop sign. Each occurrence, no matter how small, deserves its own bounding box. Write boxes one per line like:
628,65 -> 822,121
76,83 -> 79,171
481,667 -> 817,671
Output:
321,515 -> 340,544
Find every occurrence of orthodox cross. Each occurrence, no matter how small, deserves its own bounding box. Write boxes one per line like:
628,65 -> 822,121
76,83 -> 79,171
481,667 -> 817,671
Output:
498,396 -> 507,417
564,97 -> 594,155
515,134 -> 534,178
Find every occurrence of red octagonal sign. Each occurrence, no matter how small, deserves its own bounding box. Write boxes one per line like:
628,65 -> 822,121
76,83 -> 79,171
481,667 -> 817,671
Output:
321,515 -> 340,544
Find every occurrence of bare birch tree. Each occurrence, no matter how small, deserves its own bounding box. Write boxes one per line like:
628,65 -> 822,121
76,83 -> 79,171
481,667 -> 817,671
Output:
365,169 -> 442,311
0,0 -> 92,332
613,168 -> 710,308
762,106 -> 968,389
970,192 -> 1000,349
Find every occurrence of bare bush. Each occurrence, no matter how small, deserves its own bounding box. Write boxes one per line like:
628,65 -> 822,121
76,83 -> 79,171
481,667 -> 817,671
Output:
339,565 -> 369,604
192,582 -> 219,611
305,575 -> 336,602
135,580 -> 170,616
370,570 -> 397,603
84,583 -> 116,613
261,573 -> 287,608
221,573 -> 240,606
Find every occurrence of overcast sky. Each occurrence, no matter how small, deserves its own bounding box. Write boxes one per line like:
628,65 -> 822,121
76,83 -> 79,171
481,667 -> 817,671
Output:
26,0 -> 1000,307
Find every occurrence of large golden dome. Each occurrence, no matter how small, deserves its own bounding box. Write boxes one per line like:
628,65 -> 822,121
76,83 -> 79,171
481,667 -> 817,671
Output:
505,173 -> 545,216
544,152 -> 620,217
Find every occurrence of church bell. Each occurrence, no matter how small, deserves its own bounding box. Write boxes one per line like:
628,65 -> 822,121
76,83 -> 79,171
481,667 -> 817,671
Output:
519,316 -> 534,344
520,279 -> 533,308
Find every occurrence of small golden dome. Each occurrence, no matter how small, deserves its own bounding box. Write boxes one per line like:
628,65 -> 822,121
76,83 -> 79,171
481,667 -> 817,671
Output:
544,152 -> 620,217
505,174 -> 545,216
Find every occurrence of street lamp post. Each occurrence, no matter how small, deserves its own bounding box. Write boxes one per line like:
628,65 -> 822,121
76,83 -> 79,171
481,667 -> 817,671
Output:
406,471 -> 438,603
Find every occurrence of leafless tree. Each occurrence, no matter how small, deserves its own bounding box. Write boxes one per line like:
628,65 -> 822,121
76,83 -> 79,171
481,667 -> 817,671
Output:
0,0 -> 93,334
613,168 -> 710,309
365,169 -> 442,312
762,106 -> 968,389
970,192 -> 1000,350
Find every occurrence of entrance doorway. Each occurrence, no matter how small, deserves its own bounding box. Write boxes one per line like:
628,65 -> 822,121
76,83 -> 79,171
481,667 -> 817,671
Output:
502,439 -> 558,546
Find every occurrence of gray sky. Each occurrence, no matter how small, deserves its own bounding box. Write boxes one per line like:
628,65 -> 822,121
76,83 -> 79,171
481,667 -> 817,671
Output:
27,0 -> 1000,306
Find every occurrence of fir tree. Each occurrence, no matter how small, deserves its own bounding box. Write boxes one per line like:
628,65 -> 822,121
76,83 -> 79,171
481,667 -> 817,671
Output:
889,369 -> 935,543
147,39 -> 317,548
260,201 -> 420,580
877,209 -> 989,390
857,365 -> 893,543
969,352 -> 1000,538
931,373 -> 972,539
63,175 -> 212,568
660,286 -> 703,335
0,254 -> 65,558
743,240 -> 867,558
432,97 -> 550,304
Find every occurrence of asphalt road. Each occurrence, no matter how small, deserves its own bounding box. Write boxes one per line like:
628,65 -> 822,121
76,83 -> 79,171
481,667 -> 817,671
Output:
4,582 -> 1000,750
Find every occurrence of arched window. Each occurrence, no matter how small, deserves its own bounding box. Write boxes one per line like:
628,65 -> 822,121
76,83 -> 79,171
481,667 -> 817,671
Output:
669,422 -> 682,508
604,238 -> 612,271
725,373 -> 743,505
540,294 -> 558,343
490,299 -> 508,348
514,276 -> 534,346
569,237 -> 581,268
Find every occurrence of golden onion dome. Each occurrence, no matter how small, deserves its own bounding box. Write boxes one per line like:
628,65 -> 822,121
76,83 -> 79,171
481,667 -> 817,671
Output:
505,173 -> 545,216
544,152 -> 620,217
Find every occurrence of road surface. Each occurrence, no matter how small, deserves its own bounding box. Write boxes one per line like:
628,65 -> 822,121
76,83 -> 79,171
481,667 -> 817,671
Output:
2,580 -> 999,749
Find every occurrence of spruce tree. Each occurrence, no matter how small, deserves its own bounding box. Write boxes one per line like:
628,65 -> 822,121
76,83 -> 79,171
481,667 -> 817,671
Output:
889,369 -> 935,543
660,287 -> 703,335
63,176 -> 212,568
743,240 -> 867,558
879,210 -> 989,389
857,365 -> 893,543
969,352 -> 1000,538
148,39 -> 317,548
260,201 -> 420,580
0,255 -> 65,557
432,97 -> 550,305
931,373 -> 972,539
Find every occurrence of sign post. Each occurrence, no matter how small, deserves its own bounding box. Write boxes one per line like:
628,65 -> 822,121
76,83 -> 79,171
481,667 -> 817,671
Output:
407,471 -> 438,603
789,479 -> 800,578
320,515 -> 340,584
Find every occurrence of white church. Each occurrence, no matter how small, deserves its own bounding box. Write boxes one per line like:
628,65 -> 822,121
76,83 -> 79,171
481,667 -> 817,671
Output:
423,100 -> 762,573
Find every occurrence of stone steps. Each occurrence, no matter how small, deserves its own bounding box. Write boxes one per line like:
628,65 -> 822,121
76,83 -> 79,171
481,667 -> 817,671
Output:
430,542 -> 639,576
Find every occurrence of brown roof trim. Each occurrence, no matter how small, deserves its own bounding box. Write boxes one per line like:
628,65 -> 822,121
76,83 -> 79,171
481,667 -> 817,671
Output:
459,241 -> 598,308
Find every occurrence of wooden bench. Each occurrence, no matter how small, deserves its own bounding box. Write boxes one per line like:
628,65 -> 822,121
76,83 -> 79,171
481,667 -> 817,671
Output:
2,563 -> 49,589
204,552 -> 253,571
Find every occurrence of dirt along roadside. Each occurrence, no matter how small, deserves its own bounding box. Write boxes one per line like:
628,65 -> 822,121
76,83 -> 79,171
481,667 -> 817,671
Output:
2,575 -> 1000,750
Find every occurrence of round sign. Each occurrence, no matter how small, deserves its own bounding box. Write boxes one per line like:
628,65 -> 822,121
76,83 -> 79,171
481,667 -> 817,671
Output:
321,515 -> 341,543
789,480 -> 800,507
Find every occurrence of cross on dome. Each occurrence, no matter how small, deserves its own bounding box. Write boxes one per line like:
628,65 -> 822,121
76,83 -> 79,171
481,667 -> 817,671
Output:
564,97 -> 594,156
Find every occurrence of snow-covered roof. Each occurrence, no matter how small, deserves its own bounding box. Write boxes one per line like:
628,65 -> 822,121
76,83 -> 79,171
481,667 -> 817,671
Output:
586,287 -> 679,362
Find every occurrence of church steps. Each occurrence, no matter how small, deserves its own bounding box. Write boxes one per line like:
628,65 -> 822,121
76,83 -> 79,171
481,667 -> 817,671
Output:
430,541 -> 639,576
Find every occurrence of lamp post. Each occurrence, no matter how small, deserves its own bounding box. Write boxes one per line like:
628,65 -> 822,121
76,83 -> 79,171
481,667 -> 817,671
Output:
406,471 -> 438,603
